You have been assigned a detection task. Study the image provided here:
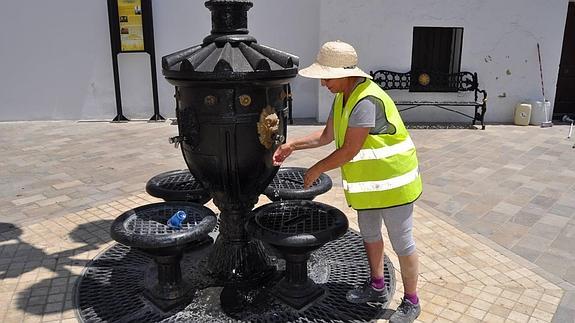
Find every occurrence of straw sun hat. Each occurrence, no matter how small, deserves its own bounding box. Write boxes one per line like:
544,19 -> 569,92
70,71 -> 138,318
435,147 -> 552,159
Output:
299,40 -> 372,80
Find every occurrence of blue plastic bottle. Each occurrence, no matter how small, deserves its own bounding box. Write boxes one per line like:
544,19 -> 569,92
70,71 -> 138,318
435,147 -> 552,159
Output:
167,210 -> 187,229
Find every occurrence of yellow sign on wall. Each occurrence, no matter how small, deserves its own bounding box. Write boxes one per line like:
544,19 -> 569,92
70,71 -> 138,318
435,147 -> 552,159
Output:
118,0 -> 144,51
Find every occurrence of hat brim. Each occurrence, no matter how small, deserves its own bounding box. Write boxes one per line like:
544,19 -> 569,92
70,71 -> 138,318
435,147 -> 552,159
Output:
298,62 -> 372,79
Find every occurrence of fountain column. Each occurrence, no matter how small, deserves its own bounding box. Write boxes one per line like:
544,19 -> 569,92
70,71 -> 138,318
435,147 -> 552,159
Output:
162,0 -> 299,284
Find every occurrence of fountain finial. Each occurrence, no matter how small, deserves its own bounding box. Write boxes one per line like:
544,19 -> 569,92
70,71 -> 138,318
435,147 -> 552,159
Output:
205,0 -> 254,35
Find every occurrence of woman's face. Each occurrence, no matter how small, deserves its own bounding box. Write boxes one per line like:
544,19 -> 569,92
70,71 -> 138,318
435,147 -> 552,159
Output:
321,78 -> 347,94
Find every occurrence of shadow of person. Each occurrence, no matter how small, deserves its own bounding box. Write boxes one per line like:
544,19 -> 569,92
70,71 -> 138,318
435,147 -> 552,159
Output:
0,222 -> 21,235
0,223 -> 38,280
12,219 -> 114,317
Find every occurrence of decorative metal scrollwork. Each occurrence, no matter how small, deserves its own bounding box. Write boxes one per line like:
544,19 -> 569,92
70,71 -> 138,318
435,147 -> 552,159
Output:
453,72 -> 478,92
370,70 -> 411,90
371,70 -> 480,93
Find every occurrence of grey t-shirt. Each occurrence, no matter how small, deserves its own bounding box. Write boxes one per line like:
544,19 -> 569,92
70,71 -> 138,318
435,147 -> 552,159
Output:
329,95 -> 395,135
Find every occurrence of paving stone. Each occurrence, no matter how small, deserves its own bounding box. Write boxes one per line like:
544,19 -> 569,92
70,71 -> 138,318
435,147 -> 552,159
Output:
481,210 -> 513,225
535,253 -> 570,278
551,306 -> 575,323
510,210 -> 544,227
1,122 -> 574,322
528,223 -> 563,240
538,214 -> 571,228
11,195 -> 47,206
493,201 -> 523,216
510,246 -> 543,264
550,204 -> 575,218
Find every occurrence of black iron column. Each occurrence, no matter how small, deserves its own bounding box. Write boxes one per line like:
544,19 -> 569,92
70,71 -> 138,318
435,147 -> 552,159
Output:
162,0 -> 298,286
146,253 -> 189,307
207,203 -> 272,284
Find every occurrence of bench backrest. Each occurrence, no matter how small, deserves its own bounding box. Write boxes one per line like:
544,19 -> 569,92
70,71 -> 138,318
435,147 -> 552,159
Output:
369,69 -> 487,102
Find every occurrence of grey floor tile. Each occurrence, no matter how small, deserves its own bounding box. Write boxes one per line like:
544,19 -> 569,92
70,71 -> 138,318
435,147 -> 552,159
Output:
510,245 -> 542,263
509,209 -> 543,226
536,253 -> 570,278
551,306 -> 575,323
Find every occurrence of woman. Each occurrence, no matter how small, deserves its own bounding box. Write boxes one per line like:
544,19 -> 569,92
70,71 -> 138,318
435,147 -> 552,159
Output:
273,41 -> 422,323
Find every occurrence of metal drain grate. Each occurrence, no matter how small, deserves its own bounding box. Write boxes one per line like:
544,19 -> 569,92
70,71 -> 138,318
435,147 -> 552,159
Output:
75,230 -> 395,322
145,170 -> 210,204
264,167 -> 332,201
123,204 -> 209,235
255,203 -> 335,235
269,170 -> 308,190
157,172 -> 203,191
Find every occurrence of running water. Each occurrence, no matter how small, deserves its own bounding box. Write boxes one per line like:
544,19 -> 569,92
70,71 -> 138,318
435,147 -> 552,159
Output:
273,188 -> 282,201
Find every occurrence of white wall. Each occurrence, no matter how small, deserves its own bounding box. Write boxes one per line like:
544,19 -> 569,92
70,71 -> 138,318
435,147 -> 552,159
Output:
0,1 -> 319,121
0,1 -> 113,120
317,0 -> 569,123
0,1 -> 568,123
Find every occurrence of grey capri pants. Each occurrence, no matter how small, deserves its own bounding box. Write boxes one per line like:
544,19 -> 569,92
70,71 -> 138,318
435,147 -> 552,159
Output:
357,203 -> 416,256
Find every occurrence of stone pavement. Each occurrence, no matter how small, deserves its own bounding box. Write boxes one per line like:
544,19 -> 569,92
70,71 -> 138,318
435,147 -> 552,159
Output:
0,120 -> 574,322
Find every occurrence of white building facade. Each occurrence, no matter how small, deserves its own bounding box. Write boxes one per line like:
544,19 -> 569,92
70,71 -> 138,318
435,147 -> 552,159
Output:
0,0 -> 572,123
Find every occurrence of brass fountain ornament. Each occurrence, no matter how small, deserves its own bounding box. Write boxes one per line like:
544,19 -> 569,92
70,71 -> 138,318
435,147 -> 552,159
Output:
257,106 -> 280,149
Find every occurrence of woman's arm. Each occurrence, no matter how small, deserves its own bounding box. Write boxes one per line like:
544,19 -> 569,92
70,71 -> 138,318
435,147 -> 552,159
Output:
303,126 -> 370,187
272,117 -> 334,165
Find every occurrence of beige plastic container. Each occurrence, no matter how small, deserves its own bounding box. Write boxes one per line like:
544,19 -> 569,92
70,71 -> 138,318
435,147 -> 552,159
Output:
514,103 -> 532,126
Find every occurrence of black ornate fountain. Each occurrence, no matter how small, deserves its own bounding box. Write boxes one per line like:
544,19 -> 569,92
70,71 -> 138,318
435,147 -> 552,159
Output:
74,1 -> 396,321
162,0 -> 298,286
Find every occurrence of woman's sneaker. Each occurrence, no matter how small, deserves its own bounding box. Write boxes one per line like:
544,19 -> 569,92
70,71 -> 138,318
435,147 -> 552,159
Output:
389,298 -> 421,323
346,278 -> 389,304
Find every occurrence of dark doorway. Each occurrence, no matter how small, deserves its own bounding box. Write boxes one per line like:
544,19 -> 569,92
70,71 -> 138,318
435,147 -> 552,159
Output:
410,27 -> 464,92
554,2 -> 575,119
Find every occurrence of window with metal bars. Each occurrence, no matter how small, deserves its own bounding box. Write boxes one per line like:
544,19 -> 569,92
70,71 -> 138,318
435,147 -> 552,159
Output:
410,26 -> 464,92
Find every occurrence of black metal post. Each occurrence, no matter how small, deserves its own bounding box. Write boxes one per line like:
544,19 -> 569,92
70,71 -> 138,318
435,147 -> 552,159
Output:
107,0 -> 129,122
144,0 -> 164,122
111,53 -> 129,122
107,0 -> 163,122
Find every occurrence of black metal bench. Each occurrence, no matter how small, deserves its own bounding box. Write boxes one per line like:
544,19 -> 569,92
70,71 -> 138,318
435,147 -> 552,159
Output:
369,70 -> 488,130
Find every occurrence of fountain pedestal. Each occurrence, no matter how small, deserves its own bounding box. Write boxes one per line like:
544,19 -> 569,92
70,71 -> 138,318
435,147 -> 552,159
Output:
247,200 -> 349,309
110,202 -> 217,310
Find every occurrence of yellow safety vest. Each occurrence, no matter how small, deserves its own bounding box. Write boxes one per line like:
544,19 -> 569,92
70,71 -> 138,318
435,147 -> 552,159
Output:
333,79 -> 422,209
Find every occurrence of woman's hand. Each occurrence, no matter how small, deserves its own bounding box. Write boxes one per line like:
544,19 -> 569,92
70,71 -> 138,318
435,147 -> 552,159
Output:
304,165 -> 321,188
272,143 -> 294,166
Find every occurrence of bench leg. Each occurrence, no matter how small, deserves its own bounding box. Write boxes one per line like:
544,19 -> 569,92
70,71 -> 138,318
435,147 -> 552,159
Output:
481,102 -> 487,130
472,105 -> 480,129
473,106 -> 478,127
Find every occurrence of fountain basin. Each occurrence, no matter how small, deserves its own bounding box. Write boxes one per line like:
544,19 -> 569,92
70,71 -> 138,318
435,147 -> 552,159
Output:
110,202 -> 217,310
264,167 -> 333,201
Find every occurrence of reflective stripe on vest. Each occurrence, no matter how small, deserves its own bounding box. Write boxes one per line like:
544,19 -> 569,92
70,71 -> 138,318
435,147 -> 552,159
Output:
334,78 -> 422,209
343,166 -> 419,193
350,137 -> 415,163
